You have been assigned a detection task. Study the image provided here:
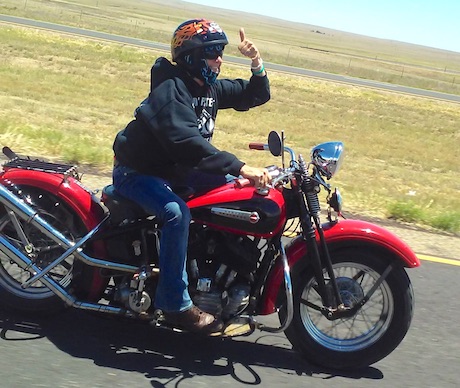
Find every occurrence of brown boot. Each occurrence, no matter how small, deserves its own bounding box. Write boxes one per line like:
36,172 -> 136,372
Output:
164,306 -> 223,335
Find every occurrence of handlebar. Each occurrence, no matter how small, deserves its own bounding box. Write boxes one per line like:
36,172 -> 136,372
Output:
248,142 -> 297,162
248,143 -> 269,151
240,140 -> 299,192
234,178 -> 252,188
234,167 -> 295,191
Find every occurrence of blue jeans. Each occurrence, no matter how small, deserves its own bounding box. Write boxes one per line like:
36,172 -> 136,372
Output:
113,165 -> 231,312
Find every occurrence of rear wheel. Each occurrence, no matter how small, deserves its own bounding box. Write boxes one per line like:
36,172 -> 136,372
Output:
0,185 -> 87,314
280,248 -> 414,369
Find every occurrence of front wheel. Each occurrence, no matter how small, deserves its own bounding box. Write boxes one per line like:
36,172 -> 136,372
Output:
280,248 -> 415,369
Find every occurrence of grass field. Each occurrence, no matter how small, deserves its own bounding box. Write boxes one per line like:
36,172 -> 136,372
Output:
0,1 -> 459,233
2,0 -> 460,95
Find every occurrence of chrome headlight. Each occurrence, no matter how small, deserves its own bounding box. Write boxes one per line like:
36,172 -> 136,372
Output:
311,141 -> 344,179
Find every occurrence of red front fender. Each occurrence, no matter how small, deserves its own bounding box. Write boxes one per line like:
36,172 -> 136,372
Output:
260,219 -> 420,315
0,169 -> 106,229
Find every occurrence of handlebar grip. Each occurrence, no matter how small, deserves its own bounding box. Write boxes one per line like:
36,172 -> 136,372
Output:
234,178 -> 253,188
249,143 -> 266,151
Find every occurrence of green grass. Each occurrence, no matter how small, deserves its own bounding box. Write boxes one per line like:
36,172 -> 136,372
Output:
1,2 -> 459,233
389,201 -> 460,233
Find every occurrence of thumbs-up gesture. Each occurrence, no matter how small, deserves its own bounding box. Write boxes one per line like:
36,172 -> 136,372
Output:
238,27 -> 260,60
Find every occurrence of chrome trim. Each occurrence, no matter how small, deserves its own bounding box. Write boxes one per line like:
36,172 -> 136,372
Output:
0,234 -> 127,316
211,207 -> 260,224
0,184 -> 139,280
257,243 -> 294,333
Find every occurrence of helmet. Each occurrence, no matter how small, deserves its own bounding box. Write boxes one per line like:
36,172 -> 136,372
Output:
171,19 -> 228,85
171,19 -> 228,61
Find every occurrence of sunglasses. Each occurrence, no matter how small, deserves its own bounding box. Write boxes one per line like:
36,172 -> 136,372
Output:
203,45 -> 225,60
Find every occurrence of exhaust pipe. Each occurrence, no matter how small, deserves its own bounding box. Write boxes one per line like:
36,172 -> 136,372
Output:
0,184 -> 138,283
0,233 -> 126,315
0,184 -> 76,248
0,233 -> 76,305
0,184 -> 137,315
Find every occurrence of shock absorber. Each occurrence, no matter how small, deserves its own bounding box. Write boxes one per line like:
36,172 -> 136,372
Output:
298,155 -> 321,217
299,157 -> 344,309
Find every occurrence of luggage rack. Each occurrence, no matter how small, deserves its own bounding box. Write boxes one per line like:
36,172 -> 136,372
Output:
2,156 -> 80,180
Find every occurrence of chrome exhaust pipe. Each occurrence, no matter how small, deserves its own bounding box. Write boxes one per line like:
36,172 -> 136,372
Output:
0,183 -> 142,316
257,243 -> 294,333
0,233 -> 126,315
0,184 -> 138,286
0,233 -> 76,305
0,183 -> 80,250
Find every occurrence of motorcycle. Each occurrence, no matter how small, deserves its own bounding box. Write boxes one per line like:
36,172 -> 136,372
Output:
0,131 -> 419,369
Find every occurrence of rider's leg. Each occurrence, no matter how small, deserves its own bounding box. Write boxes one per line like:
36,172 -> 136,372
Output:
113,165 -> 222,333
113,165 -> 192,312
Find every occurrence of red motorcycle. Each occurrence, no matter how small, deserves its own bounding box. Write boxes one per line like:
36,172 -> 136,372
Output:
0,131 -> 419,369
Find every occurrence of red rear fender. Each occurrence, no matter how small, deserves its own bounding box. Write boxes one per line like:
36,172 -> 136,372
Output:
0,169 -> 106,229
260,219 -> 420,315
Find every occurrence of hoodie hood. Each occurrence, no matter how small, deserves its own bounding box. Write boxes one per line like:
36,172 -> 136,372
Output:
150,57 -> 189,91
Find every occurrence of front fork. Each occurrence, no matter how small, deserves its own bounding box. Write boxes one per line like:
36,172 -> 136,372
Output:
295,180 -> 339,307
298,180 -> 395,320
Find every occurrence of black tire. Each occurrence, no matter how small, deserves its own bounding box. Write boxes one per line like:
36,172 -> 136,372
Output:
280,248 -> 415,369
0,185 -> 88,314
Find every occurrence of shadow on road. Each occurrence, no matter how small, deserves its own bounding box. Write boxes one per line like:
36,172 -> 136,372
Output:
0,308 -> 384,385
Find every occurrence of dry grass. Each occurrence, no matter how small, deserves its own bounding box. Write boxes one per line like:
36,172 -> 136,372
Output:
2,0 -> 460,95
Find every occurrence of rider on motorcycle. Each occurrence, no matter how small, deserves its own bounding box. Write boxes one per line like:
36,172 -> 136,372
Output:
112,19 -> 272,334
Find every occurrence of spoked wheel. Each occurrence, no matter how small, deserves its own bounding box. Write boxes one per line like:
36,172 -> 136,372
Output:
0,186 -> 87,314
281,248 -> 414,369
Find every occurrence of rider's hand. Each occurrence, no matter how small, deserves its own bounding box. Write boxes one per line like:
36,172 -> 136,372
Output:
238,27 -> 260,60
239,165 -> 272,188
238,28 -> 265,76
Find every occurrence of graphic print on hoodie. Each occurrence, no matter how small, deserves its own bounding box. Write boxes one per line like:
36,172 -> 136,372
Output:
193,94 -> 216,142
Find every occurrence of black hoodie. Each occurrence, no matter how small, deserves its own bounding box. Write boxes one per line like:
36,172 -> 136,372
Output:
113,57 -> 270,179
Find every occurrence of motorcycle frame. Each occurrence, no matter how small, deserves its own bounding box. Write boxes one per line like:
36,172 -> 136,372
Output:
0,170 -> 295,332
0,166 -> 420,326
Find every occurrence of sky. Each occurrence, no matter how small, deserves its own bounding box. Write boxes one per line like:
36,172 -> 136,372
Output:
184,0 -> 460,53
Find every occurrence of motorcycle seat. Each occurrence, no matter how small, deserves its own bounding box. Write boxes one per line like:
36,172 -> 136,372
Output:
102,185 -> 149,223
101,184 -> 195,224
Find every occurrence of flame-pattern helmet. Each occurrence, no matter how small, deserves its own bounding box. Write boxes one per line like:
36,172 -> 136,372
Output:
171,19 -> 228,61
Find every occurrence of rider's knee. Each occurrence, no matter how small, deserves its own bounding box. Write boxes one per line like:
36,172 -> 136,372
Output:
163,201 -> 191,226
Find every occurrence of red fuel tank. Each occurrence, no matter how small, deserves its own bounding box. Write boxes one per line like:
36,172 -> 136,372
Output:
187,182 -> 286,238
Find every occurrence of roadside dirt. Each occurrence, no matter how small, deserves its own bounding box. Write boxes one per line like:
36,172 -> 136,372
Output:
79,172 -> 460,261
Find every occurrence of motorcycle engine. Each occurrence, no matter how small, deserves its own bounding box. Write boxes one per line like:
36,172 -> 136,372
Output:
187,226 -> 261,319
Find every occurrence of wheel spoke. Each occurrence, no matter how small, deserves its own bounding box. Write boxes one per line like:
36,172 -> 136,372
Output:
299,260 -> 394,350
300,297 -> 323,312
0,188 -> 83,302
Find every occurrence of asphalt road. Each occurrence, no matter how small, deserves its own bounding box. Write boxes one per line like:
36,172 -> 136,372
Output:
1,14 -> 460,105
0,258 -> 459,387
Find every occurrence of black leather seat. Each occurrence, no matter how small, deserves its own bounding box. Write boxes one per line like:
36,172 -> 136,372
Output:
102,185 -> 149,223
101,184 -> 195,224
